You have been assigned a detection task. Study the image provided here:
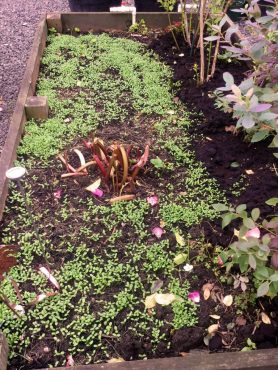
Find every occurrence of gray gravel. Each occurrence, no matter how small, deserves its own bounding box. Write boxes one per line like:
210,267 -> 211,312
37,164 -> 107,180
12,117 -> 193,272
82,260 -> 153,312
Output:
0,0 -> 70,154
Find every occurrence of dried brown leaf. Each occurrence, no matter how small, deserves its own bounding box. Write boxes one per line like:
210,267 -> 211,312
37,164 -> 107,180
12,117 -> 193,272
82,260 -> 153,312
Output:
0,245 -> 19,280
261,312 -> 271,325
203,288 -> 211,300
109,194 -> 135,204
208,324 -> 219,334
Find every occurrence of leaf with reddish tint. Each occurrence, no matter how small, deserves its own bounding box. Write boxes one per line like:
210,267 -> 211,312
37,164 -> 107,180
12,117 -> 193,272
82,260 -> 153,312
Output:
245,227 -> 260,239
0,245 -> 19,281
250,103 -> 272,113
93,154 -> 109,180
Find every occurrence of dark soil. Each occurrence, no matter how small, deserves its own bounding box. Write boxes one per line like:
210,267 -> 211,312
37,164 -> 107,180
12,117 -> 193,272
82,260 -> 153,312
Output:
147,31 -> 278,353
148,32 -> 277,247
3,29 -> 278,369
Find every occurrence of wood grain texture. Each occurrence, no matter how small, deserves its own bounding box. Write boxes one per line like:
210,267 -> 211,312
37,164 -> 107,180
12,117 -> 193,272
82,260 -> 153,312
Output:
0,333 -> 8,370
61,12 -> 184,32
0,17 -> 47,220
36,349 -> 278,370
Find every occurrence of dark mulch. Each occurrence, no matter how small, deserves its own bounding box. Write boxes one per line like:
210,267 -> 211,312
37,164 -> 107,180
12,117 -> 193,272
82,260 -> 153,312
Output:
3,25 -> 278,369
148,32 -> 277,247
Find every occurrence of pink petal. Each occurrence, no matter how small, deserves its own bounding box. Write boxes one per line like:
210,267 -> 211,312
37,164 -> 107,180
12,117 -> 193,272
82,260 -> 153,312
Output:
218,256 -> 224,266
66,355 -> 75,367
245,227 -> 260,239
39,266 -> 60,290
53,189 -> 62,199
91,188 -> 104,198
147,196 -> 158,206
152,227 -> 164,239
188,291 -> 200,303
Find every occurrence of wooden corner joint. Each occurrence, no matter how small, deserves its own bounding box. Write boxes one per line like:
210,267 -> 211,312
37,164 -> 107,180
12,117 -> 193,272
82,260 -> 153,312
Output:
0,332 -> 8,370
46,13 -> 62,33
25,96 -> 49,121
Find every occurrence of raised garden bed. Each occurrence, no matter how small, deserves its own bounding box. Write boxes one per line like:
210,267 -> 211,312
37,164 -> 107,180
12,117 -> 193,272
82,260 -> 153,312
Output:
0,11 -> 278,370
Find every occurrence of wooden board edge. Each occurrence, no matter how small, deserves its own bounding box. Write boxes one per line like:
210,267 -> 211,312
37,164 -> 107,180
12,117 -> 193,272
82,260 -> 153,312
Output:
0,333 -> 8,370
0,16 -> 48,220
35,348 -> 278,370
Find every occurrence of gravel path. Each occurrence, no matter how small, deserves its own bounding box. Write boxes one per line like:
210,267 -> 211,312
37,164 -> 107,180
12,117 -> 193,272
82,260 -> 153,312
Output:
0,0 -> 70,154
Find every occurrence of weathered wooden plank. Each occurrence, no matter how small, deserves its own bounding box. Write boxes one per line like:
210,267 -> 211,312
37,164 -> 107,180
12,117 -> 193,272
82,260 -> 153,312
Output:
25,96 -> 49,120
47,13 -> 63,33
61,12 -> 184,32
0,17 -> 47,220
36,349 -> 278,370
0,333 -> 8,370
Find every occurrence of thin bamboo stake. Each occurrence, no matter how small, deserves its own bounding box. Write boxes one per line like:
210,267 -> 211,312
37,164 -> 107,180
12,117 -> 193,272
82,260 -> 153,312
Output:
167,12 -> 180,50
209,0 -> 234,80
199,0 -> 206,84
181,0 -> 192,46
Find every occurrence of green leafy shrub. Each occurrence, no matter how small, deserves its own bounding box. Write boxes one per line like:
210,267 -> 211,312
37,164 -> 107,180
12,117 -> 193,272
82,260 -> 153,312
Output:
214,2 -> 278,155
214,198 -> 278,297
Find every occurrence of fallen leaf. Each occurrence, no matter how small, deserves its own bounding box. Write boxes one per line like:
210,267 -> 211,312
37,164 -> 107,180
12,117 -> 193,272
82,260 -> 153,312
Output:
223,295 -> 233,307
109,194 -> 135,203
210,315 -> 221,320
245,169 -> 254,175
203,334 -> 211,346
29,292 -> 57,305
145,294 -> 157,309
86,178 -> 101,192
203,288 -> 211,300
39,267 -> 60,290
107,358 -> 125,363
208,324 -> 219,334
261,312 -> 271,324
174,231 -> 185,246
202,283 -> 214,291
174,253 -> 187,265
151,279 -> 164,294
155,293 -> 182,305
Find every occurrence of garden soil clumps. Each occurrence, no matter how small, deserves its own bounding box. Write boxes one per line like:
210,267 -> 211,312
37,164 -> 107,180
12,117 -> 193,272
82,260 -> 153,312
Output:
0,28 -> 277,370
